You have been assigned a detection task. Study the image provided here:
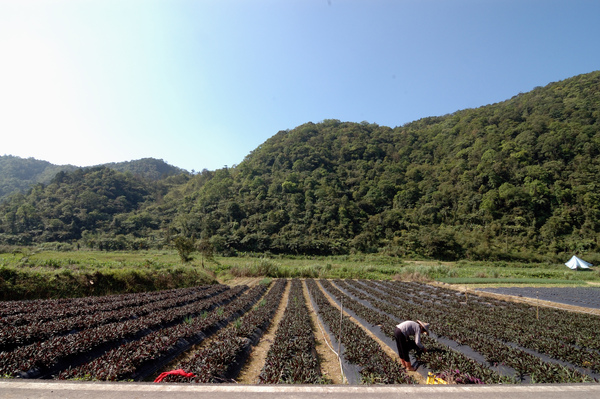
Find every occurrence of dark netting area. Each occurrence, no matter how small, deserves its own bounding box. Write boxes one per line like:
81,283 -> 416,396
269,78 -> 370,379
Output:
477,287 -> 600,310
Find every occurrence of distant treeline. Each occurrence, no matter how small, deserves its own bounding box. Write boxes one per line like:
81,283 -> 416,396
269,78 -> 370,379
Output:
1,71 -> 599,261
0,156 -> 186,202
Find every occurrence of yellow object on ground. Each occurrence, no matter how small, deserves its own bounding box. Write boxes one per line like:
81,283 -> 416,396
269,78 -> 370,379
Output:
426,372 -> 448,384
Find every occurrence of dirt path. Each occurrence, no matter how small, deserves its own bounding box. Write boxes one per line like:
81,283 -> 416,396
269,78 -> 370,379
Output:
315,280 -> 426,384
302,280 -> 346,384
236,279 -> 291,383
224,277 -> 263,287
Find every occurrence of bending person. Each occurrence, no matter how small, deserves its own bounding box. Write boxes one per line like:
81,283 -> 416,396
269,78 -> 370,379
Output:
394,320 -> 430,371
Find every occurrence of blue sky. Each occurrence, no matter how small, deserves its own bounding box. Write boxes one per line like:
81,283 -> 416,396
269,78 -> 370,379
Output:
1,0 -> 599,172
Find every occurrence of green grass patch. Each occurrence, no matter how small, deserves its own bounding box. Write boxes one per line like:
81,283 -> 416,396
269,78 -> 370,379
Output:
211,255 -> 407,281
0,249 -> 216,300
1,248 -> 600,299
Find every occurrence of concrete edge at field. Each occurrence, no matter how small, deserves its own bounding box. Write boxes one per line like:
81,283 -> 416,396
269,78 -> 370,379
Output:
2,380 -> 600,394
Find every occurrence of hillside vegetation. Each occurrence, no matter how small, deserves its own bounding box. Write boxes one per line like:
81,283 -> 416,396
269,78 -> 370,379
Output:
0,156 -> 78,202
0,156 -> 186,202
1,71 -> 599,261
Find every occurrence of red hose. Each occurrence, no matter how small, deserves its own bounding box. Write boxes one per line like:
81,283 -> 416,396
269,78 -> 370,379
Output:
154,369 -> 196,383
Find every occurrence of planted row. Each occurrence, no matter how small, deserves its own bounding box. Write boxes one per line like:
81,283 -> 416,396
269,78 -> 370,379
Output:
349,280 -> 593,383
259,279 -> 323,384
0,284 -> 228,352
162,279 -> 288,383
381,281 -> 599,377
58,283 -> 269,381
0,285 -> 216,321
306,279 -> 414,384
0,285 -> 246,378
328,279 -> 504,383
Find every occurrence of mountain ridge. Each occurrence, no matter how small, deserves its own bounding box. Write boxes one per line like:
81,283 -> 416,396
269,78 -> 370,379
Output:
0,156 -> 188,202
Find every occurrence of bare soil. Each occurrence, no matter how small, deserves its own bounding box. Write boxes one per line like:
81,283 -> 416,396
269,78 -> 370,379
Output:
302,280 -> 346,384
223,277 -> 263,287
236,280 -> 291,383
236,279 -> 347,384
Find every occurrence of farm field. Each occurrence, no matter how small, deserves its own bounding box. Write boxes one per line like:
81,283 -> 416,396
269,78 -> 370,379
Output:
0,279 -> 599,385
477,286 -> 600,310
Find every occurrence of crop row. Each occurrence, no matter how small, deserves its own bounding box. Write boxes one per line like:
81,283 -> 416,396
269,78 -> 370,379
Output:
387,280 -> 600,352
324,279 -> 503,383
58,283 -> 270,381
0,284 -> 218,321
0,284 -> 247,378
345,279 -> 593,383
305,279 -> 413,384
0,284 -> 228,352
379,280 -> 599,378
162,279 -> 288,383
338,279 -> 506,382
350,280 -> 573,382
258,279 -> 322,384
2,278 -> 596,385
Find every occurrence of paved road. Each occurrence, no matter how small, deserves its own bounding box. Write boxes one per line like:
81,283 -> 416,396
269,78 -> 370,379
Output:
2,381 -> 600,399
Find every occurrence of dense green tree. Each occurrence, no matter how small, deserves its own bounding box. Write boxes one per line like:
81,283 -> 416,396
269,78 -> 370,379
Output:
173,236 -> 195,263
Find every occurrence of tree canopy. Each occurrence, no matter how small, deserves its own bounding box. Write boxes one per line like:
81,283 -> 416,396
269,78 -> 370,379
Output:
0,156 -> 185,202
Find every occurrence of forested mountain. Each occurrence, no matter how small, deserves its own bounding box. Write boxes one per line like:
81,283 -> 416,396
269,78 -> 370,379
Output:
170,71 -> 600,260
99,158 -> 188,181
0,166 -> 190,247
0,156 -> 78,202
0,156 -> 186,202
1,71 -> 599,260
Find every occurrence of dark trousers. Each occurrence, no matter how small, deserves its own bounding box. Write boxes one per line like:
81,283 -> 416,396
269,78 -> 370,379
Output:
394,327 -> 418,362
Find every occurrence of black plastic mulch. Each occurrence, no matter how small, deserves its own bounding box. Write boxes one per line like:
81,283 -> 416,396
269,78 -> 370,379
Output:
305,281 -> 362,384
476,287 -> 600,310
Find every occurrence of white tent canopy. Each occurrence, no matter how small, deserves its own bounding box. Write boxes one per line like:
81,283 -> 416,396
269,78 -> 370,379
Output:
565,255 -> 593,270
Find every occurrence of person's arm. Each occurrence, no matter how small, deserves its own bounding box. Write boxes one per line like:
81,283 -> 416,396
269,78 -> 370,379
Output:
414,330 -> 424,350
